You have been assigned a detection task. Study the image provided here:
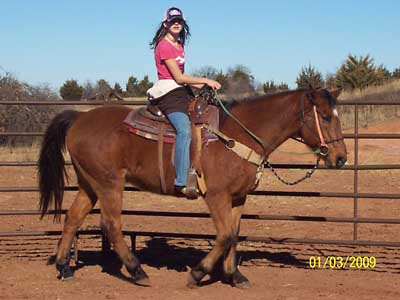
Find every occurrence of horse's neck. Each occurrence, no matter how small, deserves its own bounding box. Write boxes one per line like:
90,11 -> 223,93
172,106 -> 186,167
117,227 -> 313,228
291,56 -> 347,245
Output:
222,92 -> 301,155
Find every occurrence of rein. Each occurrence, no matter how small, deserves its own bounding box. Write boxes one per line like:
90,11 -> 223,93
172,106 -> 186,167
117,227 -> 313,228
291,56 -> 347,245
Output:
211,91 -> 330,185
217,95 -> 324,156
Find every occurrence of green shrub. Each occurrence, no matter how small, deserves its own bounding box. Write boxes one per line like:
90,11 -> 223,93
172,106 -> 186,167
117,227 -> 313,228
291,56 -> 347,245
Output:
60,79 -> 83,100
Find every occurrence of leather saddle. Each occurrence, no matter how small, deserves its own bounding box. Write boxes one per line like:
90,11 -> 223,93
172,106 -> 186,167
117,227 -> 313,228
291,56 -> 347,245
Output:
122,86 -> 219,199
123,97 -> 219,144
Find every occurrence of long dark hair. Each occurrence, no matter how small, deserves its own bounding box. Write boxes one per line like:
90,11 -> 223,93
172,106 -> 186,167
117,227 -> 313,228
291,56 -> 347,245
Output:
150,21 -> 191,49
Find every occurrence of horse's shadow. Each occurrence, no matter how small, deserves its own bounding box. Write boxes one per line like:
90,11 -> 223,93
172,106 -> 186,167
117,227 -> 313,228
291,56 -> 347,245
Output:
48,237 -> 308,286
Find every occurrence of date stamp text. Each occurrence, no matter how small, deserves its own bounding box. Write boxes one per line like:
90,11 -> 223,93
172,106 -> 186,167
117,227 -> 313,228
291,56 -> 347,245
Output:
308,256 -> 376,269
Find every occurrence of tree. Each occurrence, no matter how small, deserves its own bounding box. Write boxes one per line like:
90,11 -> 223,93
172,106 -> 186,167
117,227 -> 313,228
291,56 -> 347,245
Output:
0,70 -> 26,101
191,67 -> 230,93
82,81 -> 95,99
263,80 -> 289,94
296,64 -> 324,89
278,82 -> 289,91
375,65 -> 391,85
113,82 -> 123,94
192,66 -> 219,79
137,75 -> 153,97
1,71 -> 61,146
393,67 -> 400,79
59,79 -> 83,100
214,71 -> 229,94
325,73 -> 337,89
224,65 -> 256,98
335,54 -> 377,91
96,79 -> 111,95
126,76 -> 139,97
263,80 -> 277,94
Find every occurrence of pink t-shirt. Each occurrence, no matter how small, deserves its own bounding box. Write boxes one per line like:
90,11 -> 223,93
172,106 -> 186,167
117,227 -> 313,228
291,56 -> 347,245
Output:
155,39 -> 185,80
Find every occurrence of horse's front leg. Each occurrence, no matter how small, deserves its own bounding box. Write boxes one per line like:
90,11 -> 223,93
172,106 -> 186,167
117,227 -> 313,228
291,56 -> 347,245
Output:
187,192 -> 234,288
222,197 -> 250,289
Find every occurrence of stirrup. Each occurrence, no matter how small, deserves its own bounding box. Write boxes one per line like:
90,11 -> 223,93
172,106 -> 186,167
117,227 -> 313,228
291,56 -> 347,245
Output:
185,168 -> 199,199
174,185 -> 198,200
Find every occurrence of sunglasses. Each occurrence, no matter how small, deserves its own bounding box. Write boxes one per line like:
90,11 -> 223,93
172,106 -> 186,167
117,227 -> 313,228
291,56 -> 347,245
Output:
167,18 -> 184,25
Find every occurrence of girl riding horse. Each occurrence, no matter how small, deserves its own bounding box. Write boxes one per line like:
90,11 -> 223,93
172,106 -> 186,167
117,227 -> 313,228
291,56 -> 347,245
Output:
148,7 -> 221,197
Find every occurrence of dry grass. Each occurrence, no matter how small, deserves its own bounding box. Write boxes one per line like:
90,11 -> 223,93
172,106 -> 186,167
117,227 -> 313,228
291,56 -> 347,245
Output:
0,145 -> 40,162
340,79 -> 400,100
0,144 -> 71,162
338,80 -> 400,129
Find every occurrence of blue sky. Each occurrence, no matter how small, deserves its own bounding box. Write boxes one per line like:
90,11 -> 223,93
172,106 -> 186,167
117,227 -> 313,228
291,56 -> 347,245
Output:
1,0 -> 399,90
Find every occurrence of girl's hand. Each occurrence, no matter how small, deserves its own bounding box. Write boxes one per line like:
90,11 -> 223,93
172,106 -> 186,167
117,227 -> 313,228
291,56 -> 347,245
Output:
205,79 -> 222,90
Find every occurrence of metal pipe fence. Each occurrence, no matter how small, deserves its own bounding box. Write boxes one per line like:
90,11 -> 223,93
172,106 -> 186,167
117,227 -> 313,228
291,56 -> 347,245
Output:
0,99 -> 399,248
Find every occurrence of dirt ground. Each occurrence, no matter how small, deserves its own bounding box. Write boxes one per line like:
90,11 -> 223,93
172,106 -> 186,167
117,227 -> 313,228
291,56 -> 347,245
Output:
0,118 -> 399,300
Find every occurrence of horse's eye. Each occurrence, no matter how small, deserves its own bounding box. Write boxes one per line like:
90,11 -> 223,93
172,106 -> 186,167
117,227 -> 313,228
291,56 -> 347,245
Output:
322,115 -> 332,122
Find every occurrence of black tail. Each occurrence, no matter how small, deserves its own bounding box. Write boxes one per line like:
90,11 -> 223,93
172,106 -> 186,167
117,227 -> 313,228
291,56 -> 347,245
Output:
38,110 -> 80,222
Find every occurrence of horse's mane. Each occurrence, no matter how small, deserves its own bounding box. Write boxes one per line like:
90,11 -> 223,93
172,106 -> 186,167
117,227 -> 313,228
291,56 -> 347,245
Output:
218,88 -> 337,126
225,88 -> 336,108
223,89 -> 301,111
218,90 -> 300,125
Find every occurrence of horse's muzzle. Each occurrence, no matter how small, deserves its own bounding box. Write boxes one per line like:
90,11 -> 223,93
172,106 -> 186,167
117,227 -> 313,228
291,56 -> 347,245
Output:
336,157 -> 347,169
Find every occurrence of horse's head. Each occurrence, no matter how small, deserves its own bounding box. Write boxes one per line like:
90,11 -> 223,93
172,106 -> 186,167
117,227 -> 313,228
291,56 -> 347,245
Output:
297,88 -> 347,169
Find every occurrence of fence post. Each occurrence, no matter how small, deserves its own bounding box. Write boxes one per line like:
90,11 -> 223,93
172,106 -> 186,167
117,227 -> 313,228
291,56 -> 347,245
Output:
353,103 -> 359,240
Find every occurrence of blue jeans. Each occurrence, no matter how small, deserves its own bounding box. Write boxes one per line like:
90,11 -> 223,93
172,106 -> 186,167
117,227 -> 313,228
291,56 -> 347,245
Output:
167,112 -> 191,186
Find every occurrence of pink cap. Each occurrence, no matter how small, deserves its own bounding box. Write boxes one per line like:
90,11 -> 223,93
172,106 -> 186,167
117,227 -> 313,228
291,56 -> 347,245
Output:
163,7 -> 185,23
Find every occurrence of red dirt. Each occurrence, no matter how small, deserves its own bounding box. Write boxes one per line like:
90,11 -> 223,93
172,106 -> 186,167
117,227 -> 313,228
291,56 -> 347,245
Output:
0,118 -> 399,300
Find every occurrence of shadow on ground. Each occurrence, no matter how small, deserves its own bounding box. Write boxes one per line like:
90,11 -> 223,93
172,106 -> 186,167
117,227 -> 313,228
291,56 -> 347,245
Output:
47,237 -> 309,285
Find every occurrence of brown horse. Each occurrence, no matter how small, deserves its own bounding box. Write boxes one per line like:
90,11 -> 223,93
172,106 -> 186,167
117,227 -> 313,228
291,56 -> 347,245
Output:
38,88 -> 347,288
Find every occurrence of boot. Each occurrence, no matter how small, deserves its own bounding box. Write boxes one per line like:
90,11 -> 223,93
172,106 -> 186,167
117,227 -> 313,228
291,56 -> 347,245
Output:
174,168 -> 198,200
185,168 -> 199,199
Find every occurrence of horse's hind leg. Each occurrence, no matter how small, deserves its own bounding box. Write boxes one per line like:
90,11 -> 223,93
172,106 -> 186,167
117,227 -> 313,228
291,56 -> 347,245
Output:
56,187 -> 97,280
222,197 -> 250,289
98,187 -> 150,286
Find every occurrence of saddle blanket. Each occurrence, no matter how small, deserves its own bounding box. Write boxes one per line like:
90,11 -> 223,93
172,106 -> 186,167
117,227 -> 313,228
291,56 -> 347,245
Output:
123,106 -> 220,144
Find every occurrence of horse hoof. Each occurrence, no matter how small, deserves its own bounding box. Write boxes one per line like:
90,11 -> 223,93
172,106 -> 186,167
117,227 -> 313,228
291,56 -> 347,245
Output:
134,276 -> 151,287
131,266 -> 151,287
231,270 -> 251,289
56,264 -> 74,281
233,280 -> 251,289
61,274 -> 74,282
187,264 -> 207,288
186,272 -> 200,289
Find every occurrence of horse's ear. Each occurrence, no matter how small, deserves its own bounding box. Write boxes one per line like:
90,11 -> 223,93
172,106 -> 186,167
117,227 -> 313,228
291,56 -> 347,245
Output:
329,88 -> 342,99
305,89 -> 316,102
306,84 -> 322,90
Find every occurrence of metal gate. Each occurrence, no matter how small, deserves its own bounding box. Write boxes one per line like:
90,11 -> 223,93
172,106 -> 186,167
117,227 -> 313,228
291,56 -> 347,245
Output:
0,98 -> 399,247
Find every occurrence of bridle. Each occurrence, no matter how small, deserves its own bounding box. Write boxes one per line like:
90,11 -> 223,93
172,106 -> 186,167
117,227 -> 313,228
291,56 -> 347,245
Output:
296,92 -> 345,157
265,92 -> 344,186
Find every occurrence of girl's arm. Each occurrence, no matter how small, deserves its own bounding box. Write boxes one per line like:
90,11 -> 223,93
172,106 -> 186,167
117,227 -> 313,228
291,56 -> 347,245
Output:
164,59 -> 221,90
